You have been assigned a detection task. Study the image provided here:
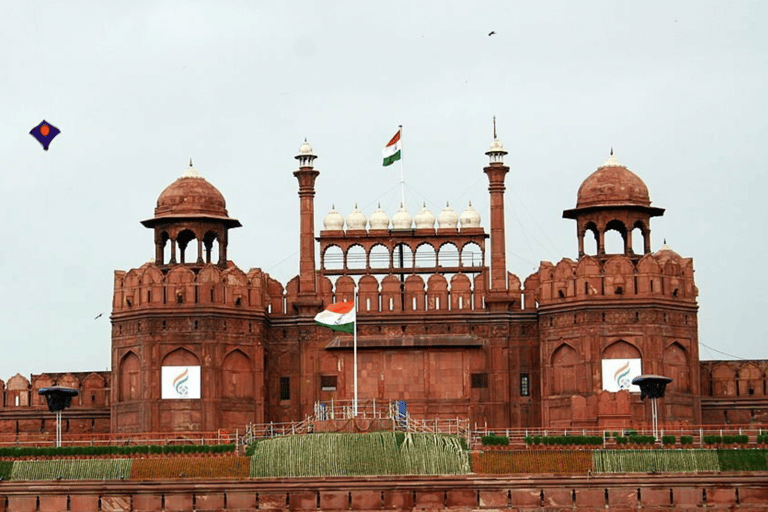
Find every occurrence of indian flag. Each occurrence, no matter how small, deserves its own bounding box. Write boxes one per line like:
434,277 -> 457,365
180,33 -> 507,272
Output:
314,301 -> 355,333
382,129 -> 401,167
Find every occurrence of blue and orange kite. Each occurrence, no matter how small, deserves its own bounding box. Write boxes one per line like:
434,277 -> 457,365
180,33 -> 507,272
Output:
30,120 -> 60,150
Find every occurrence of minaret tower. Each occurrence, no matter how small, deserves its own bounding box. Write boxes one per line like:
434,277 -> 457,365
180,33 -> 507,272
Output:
293,140 -> 323,314
483,118 -> 511,311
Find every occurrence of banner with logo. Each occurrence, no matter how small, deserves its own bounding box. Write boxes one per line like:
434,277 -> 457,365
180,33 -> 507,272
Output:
161,366 -> 201,399
601,359 -> 642,392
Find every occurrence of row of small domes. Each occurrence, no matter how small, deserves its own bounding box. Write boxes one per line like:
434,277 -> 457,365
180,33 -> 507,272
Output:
323,202 -> 481,231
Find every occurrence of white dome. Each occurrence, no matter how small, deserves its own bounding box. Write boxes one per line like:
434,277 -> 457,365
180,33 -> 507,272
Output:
414,202 -> 435,229
438,202 -> 458,228
297,140 -> 315,156
459,201 -> 481,228
369,203 -> 390,230
391,204 -> 413,229
323,204 -> 344,230
488,138 -> 505,153
346,203 -> 367,230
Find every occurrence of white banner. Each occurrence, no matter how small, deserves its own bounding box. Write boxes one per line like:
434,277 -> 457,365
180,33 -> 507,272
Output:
601,359 -> 642,392
161,366 -> 201,399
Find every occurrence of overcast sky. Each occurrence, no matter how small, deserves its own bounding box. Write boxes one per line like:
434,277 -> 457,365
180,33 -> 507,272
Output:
0,1 -> 766,380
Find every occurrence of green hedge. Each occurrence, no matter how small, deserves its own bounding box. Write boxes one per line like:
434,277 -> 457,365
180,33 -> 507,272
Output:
703,435 -> 748,445
662,435 -> 676,445
680,436 -> 694,445
481,435 -> 509,446
525,435 -> 603,446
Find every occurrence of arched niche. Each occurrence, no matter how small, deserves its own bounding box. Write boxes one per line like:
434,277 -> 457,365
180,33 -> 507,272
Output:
664,342 -> 690,393
222,349 -> 253,399
737,363 -> 764,397
711,364 -> 736,397
551,344 -> 580,395
162,347 -> 200,367
602,340 -> 642,360
119,352 -> 141,402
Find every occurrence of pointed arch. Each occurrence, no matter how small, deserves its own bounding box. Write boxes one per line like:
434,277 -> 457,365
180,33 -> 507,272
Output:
602,339 -> 642,360
119,351 -> 141,402
551,343 -> 580,395
664,342 -> 690,393
161,347 -> 200,367
222,349 -> 253,399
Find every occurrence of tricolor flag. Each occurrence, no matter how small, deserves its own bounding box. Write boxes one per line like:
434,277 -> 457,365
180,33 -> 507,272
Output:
382,129 -> 401,167
314,302 -> 355,333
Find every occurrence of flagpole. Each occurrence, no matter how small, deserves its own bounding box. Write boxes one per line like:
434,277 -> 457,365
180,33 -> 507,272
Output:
353,316 -> 358,417
398,124 -> 405,208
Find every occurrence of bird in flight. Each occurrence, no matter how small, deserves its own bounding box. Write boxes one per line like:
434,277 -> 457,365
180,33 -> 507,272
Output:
94,313 -> 103,320
488,31 -> 496,36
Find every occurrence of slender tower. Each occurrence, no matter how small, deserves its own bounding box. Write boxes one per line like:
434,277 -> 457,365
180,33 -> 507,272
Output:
293,140 -> 323,314
483,119 -> 511,311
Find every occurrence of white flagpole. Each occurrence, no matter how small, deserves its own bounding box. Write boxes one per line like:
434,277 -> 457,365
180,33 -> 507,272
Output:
353,315 -> 358,417
398,124 -> 405,208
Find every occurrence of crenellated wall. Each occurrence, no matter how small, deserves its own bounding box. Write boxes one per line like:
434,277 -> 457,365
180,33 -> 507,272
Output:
700,360 -> 768,425
0,372 -> 110,437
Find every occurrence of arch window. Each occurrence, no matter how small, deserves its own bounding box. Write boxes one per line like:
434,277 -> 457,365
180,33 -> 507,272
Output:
414,243 -> 437,268
322,245 -> 344,271
603,220 -> 627,255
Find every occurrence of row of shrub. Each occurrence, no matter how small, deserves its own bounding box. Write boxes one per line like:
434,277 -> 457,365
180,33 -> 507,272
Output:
0,443 -> 235,458
480,435 -> 509,446
524,435 -> 604,446
758,434 -> 768,444
662,435 -> 694,445
702,435 -> 749,445
613,435 -> 656,445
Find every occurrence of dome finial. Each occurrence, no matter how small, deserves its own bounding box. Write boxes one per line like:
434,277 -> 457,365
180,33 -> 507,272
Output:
182,159 -> 202,178
485,117 -> 507,164
600,149 -> 626,169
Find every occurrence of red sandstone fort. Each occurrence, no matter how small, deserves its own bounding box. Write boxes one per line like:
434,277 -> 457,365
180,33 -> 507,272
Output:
0,136 -> 765,436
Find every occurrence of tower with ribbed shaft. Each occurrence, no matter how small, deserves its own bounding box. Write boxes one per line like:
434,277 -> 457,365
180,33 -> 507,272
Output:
483,125 -> 512,311
293,140 -> 323,315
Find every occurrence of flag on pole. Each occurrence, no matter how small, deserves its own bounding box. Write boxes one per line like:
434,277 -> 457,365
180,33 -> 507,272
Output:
314,302 -> 355,333
382,129 -> 401,167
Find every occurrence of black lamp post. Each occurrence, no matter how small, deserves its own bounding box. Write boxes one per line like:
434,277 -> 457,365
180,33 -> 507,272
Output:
631,375 -> 673,439
38,387 -> 79,447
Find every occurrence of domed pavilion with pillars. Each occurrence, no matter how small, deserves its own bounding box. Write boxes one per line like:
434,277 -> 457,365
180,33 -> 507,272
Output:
531,152 -> 701,429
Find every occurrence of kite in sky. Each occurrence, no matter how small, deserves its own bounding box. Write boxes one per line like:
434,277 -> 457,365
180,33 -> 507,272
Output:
29,120 -> 60,150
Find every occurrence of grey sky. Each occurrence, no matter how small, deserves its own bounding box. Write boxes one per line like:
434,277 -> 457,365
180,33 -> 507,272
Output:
0,1 -> 766,380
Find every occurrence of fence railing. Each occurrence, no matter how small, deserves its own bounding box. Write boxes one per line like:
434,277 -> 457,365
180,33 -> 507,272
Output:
471,424 -> 768,449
